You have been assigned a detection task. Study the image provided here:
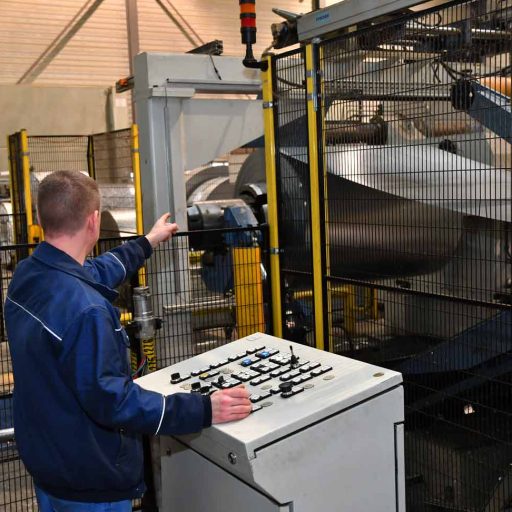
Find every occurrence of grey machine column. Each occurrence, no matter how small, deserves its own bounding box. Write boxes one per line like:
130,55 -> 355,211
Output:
133,52 -> 263,356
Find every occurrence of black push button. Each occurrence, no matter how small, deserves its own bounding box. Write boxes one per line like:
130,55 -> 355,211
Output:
200,385 -> 212,395
279,381 -> 293,394
281,386 -> 304,399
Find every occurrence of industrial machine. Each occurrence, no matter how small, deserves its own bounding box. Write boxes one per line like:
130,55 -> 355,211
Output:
134,1 -> 511,510
137,332 -> 405,512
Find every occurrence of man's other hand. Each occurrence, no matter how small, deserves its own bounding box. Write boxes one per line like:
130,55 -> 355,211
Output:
145,213 -> 179,248
211,386 -> 252,424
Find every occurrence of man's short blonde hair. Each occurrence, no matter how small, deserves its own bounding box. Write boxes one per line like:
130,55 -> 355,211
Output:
37,171 -> 100,236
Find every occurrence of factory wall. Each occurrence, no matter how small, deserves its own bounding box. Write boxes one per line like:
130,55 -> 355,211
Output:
0,0 -> 306,172
0,85 -> 129,175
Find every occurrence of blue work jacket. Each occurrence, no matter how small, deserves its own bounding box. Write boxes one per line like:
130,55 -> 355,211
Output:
5,239 -> 211,503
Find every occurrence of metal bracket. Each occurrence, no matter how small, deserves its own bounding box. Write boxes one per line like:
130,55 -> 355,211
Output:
263,101 -> 274,109
270,247 -> 282,255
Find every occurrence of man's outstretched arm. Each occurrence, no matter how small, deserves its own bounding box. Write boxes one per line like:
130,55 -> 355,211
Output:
85,213 -> 179,288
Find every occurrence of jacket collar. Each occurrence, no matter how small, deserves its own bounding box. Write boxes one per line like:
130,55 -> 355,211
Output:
32,242 -> 119,302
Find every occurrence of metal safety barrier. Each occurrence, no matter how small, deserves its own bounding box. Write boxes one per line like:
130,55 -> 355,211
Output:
0,226 -> 270,511
266,1 -> 512,510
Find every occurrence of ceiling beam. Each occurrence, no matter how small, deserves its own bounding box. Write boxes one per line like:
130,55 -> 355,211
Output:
17,0 -> 106,84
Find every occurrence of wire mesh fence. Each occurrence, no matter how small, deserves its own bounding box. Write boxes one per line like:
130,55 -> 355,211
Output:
28,135 -> 89,179
273,1 -> 511,510
0,226 -> 269,511
92,130 -> 137,238
273,48 -> 317,346
0,242 -> 37,512
5,129 -> 138,248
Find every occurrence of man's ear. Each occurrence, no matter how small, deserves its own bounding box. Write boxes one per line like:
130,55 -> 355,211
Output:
87,210 -> 100,232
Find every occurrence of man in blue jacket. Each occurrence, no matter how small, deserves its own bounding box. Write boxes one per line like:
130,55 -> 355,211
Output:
5,170 -> 252,512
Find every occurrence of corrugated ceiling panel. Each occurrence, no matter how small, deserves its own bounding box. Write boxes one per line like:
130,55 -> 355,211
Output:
0,0 -> 128,86
0,0 -> 307,86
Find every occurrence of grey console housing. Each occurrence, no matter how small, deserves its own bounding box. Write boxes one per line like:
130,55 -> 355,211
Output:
137,332 -> 405,512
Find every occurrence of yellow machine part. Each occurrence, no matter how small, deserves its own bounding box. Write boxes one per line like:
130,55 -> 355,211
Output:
232,247 -> 265,338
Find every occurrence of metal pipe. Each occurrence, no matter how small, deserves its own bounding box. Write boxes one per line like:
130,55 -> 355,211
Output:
405,22 -> 512,41
0,428 -> 15,442
163,298 -> 235,314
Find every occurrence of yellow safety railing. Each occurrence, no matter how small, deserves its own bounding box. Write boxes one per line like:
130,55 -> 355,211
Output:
131,124 -> 146,287
305,44 -> 325,351
262,55 -> 283,338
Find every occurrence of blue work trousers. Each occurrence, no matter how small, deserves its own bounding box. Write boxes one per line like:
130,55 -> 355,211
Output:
35,486 -> 132,512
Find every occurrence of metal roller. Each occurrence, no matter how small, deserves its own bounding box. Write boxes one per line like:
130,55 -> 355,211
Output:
100,208 -> 137,238
0,201 -> 15,267
0,201 -> 14,246
29,173 -> 138,239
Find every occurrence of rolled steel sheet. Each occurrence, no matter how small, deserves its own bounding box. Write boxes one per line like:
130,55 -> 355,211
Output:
283,144 -> 511,223
237,149 -> 465,279
100,208 -> 137,238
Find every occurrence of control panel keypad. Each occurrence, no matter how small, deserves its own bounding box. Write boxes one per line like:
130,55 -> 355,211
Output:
280,369 -> 301,382
198,370 -> 219,380
270,354 -> 291,366
311,365 -> 333,377
246,346 -> 265,355
228,352 -> 247,362
231,369 -> 260,382
250,391 -> 271,403
251,362 -> 278,374
250,374 -> 272,386
191,367 -> 210,377
240,357 -> 259,367
217,378 -> 243,389
270,367 -> 288,378
256,348 -> 279,359
269,385 -> 281,395
171,345 -> 336,402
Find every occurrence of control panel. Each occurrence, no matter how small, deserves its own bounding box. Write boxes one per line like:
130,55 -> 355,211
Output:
138,332 -> 405,512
